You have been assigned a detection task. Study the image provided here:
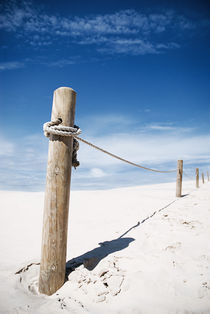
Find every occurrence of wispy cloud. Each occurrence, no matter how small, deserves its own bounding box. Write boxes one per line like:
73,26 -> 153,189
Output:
146,124 -> 175,131
0,132 -> 47,191
0,116 -> 209,191
79,114 -> 137,136
0,1 -> 207,57
0,136 -> 14,156
78,130 -> 210,168
0,61 -> 24,71
46,57 -> 80,67
0,57 -> 80,71
144,123 -> 194,132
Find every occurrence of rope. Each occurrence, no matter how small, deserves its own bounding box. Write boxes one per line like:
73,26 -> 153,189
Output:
43,119 -> 176,174
43,119 -> 81,137
43,119 -> 81,169
72,138 -> 80,169
75,135 -> 176,173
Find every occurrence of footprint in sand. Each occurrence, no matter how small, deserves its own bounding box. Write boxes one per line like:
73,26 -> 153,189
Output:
15,262 -> 40,295
165,242 -> 182,253
68,257 -> 125,303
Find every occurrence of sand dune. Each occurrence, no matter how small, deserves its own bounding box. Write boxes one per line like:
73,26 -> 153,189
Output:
0,181 -> 210,313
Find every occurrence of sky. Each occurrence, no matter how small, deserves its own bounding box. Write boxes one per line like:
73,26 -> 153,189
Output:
0,0 -> 210,191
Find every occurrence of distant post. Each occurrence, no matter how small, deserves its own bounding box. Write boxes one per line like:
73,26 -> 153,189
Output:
207,171 -> 209,181
176,160 -> 183,197
39,87 -> 77,295
196,168 -> 199,188
202,172 -> 205,184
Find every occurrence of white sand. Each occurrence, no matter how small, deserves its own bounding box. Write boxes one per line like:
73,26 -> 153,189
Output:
0,181 -> 210,313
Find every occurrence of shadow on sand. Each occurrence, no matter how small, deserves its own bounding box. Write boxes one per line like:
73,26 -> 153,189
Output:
66,199 -> 178,277
181,194 -> 189,198
65,222 -> 142,277
66,236 -> 135,277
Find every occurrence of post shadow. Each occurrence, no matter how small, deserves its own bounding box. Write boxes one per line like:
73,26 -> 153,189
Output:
181,194 -> 189,198
66,199 -> 177,277
66,236 -> 135,277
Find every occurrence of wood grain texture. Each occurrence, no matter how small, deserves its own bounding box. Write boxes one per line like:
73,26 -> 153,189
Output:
196,168 -> 199,188
39,87 -> 76,295
176,160 -> 183,197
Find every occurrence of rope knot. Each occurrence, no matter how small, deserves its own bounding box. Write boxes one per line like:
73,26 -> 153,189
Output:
43,119 -> 81,138
43,119 -> 81,169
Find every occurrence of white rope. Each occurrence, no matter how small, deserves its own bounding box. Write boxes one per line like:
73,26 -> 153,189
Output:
43,119 -> 82,138
74,135 -> 176,173
43,119 -> 176,174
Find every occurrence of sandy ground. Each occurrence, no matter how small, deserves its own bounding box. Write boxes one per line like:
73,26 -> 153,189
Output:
0,180 -> 210,314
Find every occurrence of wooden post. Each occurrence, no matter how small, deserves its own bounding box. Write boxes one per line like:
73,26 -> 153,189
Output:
207,171 -> 209,181
202,172 -> 205,184
39,87 -> 76,295
176,160 -> 183,197
196,168 -> 199,188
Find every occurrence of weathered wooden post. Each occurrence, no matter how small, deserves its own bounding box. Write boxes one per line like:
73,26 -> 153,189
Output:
176,160 -> 183,197
196,168 -> 199,188
39,87 -> 76,295
202,172 -> 205,184
207,171 -> 209,181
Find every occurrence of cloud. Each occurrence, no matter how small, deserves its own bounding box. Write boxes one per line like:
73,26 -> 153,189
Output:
0,132 -> 47,191
78,114 -> 136,136
0,56 -> 80,71
0,2 -> 194,38
0,136 -> 14,156
144,123 -> 194,132
89,168 -> 107,178
77,130 -> 210,169
59,10 -> 194,37
146,124 -> 175,131
97,38 -> 158,55
0,1 -> 206,57
72,127 -> 210,190
99,40 -> 180,55
46,58 -> 79,67
0,61 -> 24,71
2,113 -> 209,192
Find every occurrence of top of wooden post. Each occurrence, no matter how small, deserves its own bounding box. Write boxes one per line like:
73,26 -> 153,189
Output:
51,87 -> 77,125
55,86 -> 77,94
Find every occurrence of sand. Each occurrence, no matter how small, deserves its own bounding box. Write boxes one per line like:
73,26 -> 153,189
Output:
0,180 -> 210,313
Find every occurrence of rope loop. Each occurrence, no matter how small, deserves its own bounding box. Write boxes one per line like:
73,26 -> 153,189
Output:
43,119 -> 81,138
43,119 -> 81,169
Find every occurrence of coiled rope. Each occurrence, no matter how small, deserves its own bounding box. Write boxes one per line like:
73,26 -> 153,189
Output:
43,119 -> 176,174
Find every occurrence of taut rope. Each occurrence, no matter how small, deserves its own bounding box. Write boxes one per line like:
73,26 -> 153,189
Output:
43,119 -> 176,173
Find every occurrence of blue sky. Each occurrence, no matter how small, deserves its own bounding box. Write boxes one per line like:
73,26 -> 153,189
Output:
0,0 -> 210,191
